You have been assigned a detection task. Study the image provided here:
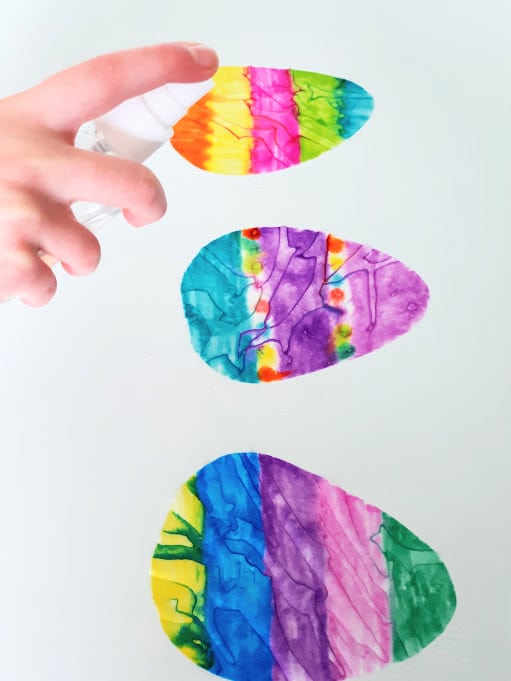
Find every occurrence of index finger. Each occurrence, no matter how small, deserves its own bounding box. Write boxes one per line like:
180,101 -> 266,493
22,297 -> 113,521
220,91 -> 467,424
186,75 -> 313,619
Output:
25,42 -> 218,132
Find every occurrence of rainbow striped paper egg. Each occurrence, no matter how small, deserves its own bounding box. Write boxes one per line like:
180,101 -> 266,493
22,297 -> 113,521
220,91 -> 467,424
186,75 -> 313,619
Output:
171,66 -> 374,174
151,453 -> 456,681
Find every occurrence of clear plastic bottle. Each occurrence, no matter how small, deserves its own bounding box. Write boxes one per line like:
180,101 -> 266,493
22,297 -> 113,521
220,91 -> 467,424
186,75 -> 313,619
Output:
36,79 -> 213,267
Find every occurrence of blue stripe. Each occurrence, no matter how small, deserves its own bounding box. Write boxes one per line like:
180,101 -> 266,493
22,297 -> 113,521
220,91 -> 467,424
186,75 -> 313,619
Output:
196,453 -> 273,681
336,79 -> 374,139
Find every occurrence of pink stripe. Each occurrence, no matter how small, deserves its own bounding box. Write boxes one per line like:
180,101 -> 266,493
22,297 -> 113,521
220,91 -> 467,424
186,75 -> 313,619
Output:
248,67 -> 300,173
318,480 -> 392,677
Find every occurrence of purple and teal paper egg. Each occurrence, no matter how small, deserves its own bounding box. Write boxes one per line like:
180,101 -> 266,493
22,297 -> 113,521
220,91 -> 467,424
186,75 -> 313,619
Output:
151,453 -> 456,680
181,227 -> 429,383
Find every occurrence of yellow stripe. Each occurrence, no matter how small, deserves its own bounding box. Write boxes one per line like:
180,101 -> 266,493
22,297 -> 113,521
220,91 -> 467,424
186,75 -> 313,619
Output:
165,483 -> 203,534
204,66 -> 253,174
158,532 -> 193,547
151,478 -> 207,665
257,343 -> 278,370
152,558 -> 207,637
152,557 -> 205,598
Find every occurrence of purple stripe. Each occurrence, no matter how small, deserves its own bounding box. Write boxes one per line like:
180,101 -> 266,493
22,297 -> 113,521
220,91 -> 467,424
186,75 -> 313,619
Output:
259,455 -> 340,681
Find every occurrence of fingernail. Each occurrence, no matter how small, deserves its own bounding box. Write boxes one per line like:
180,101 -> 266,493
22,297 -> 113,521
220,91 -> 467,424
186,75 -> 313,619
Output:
188,44 -> 218,69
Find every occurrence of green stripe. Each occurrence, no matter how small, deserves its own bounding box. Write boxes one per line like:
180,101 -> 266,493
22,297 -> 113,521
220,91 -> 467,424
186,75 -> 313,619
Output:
153,543 -> 202,562
380,512 -> 457,661
291,69 -> 345,163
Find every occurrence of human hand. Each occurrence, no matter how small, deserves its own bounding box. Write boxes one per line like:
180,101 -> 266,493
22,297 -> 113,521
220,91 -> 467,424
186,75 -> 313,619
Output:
0,42 -> 218,306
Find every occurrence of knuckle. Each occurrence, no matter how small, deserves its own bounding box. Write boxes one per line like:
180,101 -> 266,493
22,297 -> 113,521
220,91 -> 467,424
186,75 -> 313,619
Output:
1,135 -> 63,191
5,161 -> 44,193
133,167 -> 163,206
86,54 -> 118,99
39,274 -> 57,302
78,233 -> 101,273
22,260 -> 49,291
21,277 -> 57,306
11,203 -> 45,231
0,251 -> 32,288
0,250 -> 54,301
55,220 -> 101,275
24,262 -> 57,304
0,256 -> 19,290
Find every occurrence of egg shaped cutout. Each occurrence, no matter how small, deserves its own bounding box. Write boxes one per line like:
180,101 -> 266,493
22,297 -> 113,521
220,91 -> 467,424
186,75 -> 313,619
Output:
151,452 -> 456,680
171,66 -> 374,174
181,227 -> 429,383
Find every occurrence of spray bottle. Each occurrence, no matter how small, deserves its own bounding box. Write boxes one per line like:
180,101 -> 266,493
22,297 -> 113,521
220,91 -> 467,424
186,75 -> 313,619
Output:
4,79 -> 212,300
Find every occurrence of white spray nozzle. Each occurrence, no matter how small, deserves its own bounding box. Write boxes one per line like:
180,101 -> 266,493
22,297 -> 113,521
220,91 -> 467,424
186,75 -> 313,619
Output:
92,79 -> 213,162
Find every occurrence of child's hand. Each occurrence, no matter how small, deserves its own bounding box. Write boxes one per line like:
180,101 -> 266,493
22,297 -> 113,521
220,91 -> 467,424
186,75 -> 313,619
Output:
0,42 -> 218,306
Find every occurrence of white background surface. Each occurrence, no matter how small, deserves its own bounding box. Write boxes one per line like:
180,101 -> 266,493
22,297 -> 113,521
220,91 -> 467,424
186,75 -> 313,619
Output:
0,1 -> 509,680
